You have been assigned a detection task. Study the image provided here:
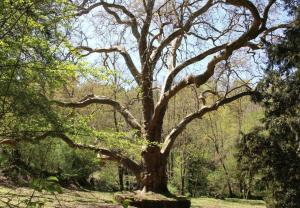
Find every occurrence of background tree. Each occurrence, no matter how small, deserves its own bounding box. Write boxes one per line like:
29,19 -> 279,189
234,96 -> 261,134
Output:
236,7 -> 300,207
0,0 -> 77,143
0,0 -> 96,186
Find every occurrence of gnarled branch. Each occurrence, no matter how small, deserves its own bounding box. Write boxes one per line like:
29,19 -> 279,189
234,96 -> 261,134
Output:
161,90 -> 255,156
0,131 -> 142,180
150,0 -> 263,133
53,95 -> 142,131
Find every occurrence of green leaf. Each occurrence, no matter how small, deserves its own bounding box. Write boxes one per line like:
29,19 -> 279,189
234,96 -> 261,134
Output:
47,176 -> 59,183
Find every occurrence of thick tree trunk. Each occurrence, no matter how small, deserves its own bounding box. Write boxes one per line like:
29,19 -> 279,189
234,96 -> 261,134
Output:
141,145 -> 169,194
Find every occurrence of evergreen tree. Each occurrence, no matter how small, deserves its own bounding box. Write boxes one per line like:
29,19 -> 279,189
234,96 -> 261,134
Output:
237,8 -> 300,208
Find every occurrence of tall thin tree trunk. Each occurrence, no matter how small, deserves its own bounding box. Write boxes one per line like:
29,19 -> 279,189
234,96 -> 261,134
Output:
222,162 -> 234,197
215,143 -> 234,197
179,131 -> 188,196
180,150 -> 184,195
107,54 -> 125,192
168,152 -> 174,179
118,165 -> 124,191
208,115 -> 234,197
180,162 -> 185,195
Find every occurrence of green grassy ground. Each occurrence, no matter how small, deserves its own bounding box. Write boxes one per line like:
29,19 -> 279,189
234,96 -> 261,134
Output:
0,186 -> 266,208
191,197 -> 266,208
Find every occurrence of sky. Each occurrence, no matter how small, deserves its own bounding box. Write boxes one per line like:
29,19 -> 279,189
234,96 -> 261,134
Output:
70,0 -> 293,91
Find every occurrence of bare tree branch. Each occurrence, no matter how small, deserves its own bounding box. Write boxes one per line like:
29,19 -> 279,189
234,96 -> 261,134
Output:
148,45 -> 227,132
163,44 -> 228,92
161,90 -> 255,156
150,0 -> 214,66
149,0 -> 263,133
0,131 -> 142,179
53,95 -> 142,131
77,46 -> 141,85
0,139 -> 17,146
139,0 -> 156,133
139,0 -> 155,61
262,23 -> 292,37
76,1 -> 140,40
260,0 -> 276,31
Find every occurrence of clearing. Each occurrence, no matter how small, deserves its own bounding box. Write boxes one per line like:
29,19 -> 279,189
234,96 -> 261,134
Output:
0,186 -> 266,208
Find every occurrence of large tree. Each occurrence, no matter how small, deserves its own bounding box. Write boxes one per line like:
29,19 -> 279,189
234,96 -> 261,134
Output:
57,0 -> 293,194
2,0 -> 294,197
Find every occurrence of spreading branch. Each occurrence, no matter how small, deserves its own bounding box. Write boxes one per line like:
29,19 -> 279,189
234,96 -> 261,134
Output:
161,90 -> 255,156
53,95 -> 142,131
163,44 -> 228,94
0,131 -> 142,179
149,0 -> 263,133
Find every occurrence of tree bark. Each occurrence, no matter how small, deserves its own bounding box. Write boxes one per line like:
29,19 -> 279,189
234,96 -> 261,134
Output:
141,145 -> 169,193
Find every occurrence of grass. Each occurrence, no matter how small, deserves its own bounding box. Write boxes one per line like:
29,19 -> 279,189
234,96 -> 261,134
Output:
0,185 -> 266,208
191,197 -> 266,208
0,186 -> 114,207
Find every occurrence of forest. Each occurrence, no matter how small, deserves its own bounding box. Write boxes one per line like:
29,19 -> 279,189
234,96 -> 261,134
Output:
0,0 -> 299,208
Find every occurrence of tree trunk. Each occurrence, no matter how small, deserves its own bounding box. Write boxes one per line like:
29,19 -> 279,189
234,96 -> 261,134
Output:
180,150 -> 186,195
168,152 -> 174,179
181,174 -> 185,195
141,144 -> 169,194
226,178 -> 234,198
220,162 -> 234,197
118,165 -> 124,191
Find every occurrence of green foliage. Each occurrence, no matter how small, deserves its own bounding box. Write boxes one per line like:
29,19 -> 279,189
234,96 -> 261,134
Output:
187,155 -> 214,197
0,1 -> 107,190
25,176 -> 62,207
30,176 -> 62,194
95,130 -> 144,159
122,199 -> 131,208
238,9 -> 300,208
0,0 -> 80,139
165,86 -> 263,198
90,166 -> 119,191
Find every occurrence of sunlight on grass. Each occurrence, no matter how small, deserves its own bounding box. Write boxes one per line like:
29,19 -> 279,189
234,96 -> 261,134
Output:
191,197 -> 266,208
0,186 -> 115,207
0,186 -> 266,208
